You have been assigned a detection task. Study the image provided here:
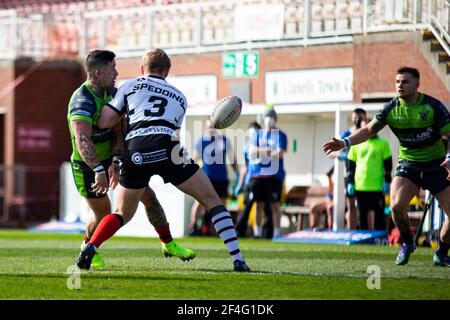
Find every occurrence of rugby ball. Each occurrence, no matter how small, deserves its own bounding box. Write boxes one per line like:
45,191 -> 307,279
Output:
210,96 -> 242,129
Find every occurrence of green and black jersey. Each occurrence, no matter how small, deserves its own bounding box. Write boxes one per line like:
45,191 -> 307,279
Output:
67,82 -> 117,162
375,93 -> 450,163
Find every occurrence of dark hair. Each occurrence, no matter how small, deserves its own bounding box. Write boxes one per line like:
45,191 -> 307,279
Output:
353,108 -> 366,116
248,121 -> 261,130
397,66 -> 420,80
85,50 -> 116,73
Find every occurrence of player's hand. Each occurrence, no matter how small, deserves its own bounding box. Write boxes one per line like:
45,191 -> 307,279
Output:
91,171 -> 109,195
108,162 -> 120,190
323,138 -> 345,156
346,183 -> 355,197
440,157 -> 450,181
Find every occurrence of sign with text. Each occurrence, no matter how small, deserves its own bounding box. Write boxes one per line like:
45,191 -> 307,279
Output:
222,52 -> 259,78
167,74 -> 217,106
17,124 -> 53,152
265,68 -> 353,104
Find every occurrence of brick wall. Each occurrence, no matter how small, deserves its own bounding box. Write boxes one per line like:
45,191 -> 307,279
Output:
117,39 -> 449,104
14,58 -> 85,167
354,41 -> 450,102
8,58 -> 85,223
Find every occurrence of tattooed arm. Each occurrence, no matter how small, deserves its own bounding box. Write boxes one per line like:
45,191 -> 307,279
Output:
71,119 -> 109,194
71,120 -> 100,168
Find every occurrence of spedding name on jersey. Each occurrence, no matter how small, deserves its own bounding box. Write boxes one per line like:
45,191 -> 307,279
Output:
131,82 -> 185,110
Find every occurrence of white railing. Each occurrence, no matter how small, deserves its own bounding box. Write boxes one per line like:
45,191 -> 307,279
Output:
0,0 -> 448,60
428,0 -> 450,56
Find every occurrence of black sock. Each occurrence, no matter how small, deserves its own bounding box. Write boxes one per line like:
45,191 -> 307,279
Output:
436,239 -> 450,257
400,229 -> 413,245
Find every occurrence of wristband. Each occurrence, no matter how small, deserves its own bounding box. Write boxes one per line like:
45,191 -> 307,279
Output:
112,154 -> 121,164
446,153 -> 450,160
342,137 -> 351,148
93,164 -> 105,173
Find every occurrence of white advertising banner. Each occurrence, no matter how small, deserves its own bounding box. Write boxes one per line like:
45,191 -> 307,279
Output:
167,74 -> 217,106
265,68 -> 353,104
234,4 -> 285,42
60,162 -> 187,237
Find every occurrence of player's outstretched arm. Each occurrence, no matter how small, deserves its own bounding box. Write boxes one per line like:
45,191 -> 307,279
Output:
323,138 -> 346,156
323,118 -> 384,156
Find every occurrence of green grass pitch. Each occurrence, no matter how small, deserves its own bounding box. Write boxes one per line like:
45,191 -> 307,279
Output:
0,230 -> 449,299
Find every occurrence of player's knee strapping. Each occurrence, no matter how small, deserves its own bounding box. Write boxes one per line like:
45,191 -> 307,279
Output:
210,205 -> 243,262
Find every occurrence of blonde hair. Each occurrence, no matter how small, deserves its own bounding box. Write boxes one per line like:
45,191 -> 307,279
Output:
142,48 -> 171,74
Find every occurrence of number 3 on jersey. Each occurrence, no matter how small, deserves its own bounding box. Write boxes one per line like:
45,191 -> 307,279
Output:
145,96 -> 168,117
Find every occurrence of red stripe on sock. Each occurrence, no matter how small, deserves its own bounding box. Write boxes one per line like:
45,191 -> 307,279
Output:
89,214 -> 123,248
155,224 -> 173,243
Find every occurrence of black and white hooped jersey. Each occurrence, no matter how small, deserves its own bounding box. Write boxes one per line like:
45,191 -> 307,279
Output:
106,75 -> 187,149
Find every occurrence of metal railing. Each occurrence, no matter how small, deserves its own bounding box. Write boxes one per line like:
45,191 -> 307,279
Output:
0,1 -> 448,59
428,0 -> 450,56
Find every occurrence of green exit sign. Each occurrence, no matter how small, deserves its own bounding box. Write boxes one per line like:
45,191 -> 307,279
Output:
222,52 -> 259,78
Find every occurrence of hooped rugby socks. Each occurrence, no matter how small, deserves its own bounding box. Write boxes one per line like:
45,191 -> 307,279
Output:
210,205 -> 244,262
155,224 -> 173,243
89,213 -> 124,249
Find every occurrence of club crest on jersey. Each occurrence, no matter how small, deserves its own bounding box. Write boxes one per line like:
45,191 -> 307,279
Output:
419,111 -> 428,121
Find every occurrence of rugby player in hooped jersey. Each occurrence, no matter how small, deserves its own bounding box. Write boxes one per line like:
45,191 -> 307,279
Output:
68,50 -> 195,268
323,66 -> 450,267
76,48 -> 250,272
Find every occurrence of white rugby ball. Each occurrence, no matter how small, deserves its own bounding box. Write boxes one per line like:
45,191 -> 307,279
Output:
210,96 -> 242,129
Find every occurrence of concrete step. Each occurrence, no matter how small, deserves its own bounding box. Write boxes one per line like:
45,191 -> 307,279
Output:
414,30 -> 449,88
438,51 -> 450,63
431,39 -> 443,51
422,29 -> 434,41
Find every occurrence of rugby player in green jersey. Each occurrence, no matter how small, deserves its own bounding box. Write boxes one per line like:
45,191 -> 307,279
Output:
324,66 -> 450,266
68,50 -> 195,268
